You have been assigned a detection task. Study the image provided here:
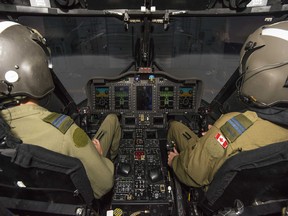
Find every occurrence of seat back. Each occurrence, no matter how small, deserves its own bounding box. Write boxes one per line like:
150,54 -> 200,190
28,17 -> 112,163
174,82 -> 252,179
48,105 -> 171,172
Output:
199,141 -> 288,215
0,144 -> 96,216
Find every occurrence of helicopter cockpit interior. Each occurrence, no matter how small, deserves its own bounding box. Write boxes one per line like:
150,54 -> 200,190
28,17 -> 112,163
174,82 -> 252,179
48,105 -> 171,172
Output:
1,0 -> 288,216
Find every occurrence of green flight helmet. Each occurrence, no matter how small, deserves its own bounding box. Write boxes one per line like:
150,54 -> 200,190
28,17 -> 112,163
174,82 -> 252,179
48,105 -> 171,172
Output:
0,21 -> 54,102
239,21 -> 288,107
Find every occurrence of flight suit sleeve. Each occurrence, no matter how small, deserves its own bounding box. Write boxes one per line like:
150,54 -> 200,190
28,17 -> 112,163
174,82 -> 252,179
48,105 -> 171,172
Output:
62,123 -> 115,199
171,150 -> 204,187
171,119 -> 233,188
171,134 -> 219,188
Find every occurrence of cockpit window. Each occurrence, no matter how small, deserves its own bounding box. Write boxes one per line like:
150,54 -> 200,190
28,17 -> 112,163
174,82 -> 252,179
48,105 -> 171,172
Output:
18,15 -> 268,104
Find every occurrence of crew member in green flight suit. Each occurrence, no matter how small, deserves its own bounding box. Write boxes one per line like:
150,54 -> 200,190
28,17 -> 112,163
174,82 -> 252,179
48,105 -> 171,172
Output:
167,21 -> 288,189
0,21 -> 121,199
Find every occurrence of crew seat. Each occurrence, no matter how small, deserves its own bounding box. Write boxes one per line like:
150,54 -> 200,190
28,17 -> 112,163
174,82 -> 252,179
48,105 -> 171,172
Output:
0,143 -> 98,216
198,141 -> 288,216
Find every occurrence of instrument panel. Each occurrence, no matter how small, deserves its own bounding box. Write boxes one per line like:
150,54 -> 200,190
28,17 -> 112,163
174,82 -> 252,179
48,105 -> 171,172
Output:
85,70 -> 203,215
86,71 -> 203,129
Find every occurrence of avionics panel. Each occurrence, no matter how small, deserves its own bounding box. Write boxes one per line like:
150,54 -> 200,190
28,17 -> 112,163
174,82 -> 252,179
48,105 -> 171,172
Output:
85,71 -> 203,215
179,86 -> 196,110
86,71 -> 203,128
136,86 -> 153,111
112,128 -> 174,216
94,86 -> 109,109
114,86 -> 130,110
159,86 -> 174,110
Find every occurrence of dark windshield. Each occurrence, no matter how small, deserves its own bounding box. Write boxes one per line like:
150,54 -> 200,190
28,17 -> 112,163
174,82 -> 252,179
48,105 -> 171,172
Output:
18,15 -> 268,104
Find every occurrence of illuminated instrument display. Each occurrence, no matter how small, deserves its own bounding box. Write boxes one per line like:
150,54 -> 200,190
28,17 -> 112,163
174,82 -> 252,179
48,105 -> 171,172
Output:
87,71 -> 203,128
159,86 -> 174,109
115,86 -> 129,110
179,86 -> 194,109
95,87 -> 109,109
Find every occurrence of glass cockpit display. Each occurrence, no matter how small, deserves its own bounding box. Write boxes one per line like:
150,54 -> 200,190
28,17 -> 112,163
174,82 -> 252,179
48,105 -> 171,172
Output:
136,86 -> 153,111
94,87 -> 109,109
115,86 -> 129,109
159,86 -> 174,109
179,86 -> 194,109
88,72 -> 201,117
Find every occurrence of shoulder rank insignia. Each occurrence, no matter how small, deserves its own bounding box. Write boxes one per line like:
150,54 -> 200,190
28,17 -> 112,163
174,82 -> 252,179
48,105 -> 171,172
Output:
43,112 -> 74,134
220,114 -> 253,143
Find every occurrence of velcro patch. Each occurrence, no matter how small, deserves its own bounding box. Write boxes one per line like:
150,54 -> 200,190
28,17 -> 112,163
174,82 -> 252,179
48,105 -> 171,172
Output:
43,112 -> 74,134
220,114 -> 253,143
215,133 -> 228,149
73,128 -> 89,148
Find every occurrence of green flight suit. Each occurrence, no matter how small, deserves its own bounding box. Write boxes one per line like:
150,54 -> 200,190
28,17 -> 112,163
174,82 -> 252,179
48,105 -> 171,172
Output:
168,111 -> 288,188
0,104 -> 121,199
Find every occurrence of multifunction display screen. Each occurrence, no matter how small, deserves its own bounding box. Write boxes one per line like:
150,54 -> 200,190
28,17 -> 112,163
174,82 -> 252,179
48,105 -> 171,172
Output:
90,74 -> 200,114
179,86 -> 194,109
159,86 -> 174,109
95,87 -> 109,109
136,86 -> 153,111
115,86 -> 129,109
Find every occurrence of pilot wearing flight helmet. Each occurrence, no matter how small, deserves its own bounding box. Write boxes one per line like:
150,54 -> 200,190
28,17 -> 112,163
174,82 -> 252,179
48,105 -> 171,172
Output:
0,21 -> 121,199
167,21 -> 288,189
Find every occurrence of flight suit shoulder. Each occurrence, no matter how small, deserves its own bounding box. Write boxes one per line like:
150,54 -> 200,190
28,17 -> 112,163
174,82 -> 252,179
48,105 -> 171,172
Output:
213,112 -> 241,129
214,111 -> 258,129
42,112 -> 74,134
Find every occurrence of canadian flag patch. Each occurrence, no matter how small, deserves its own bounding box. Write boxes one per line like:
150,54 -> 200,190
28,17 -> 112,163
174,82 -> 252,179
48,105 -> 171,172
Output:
215,133 -> 228,149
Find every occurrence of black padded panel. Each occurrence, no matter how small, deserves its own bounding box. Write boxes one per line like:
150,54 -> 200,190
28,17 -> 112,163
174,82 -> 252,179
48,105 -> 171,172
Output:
0,144 -> 95,207
200,141 -> 288,214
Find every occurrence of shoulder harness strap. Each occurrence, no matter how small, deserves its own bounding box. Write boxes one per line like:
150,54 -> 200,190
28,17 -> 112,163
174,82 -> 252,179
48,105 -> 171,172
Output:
43,112 -> 74,134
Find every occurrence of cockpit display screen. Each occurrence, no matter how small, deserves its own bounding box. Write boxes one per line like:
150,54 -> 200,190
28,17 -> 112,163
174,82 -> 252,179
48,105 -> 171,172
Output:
179,86 -> 194,109
179,87 -> 193,97
115,86 -> 129,109
159,86 -> 174,109
136,86 -> 153,111
95,87 -> 109,109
